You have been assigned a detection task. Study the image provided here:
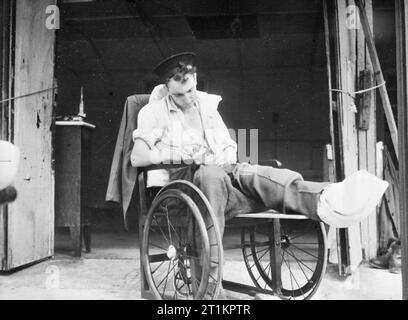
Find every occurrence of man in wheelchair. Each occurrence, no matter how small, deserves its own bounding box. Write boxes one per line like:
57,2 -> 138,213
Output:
131,52 -> 388,235
130,53 -> 390,300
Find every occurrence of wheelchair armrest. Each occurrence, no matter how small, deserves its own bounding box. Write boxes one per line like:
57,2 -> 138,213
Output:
139,162 -> 198,173
259,159 -> 283,168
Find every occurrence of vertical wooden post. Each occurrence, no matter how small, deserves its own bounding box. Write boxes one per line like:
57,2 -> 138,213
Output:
395,0 -> 408,301
0,0 -> 13,270
0,0 -> 12,140
269,219 -> 282,295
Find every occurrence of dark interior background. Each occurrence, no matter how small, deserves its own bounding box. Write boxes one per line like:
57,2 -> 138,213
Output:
56,0 -> 332,230
373,0 -> 397,162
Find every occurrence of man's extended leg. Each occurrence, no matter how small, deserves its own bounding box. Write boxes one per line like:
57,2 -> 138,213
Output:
232,163 -> 328,220
232,163 -> 389,227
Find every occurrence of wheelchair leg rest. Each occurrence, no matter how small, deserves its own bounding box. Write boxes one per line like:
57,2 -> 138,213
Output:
221,280 -> 281,298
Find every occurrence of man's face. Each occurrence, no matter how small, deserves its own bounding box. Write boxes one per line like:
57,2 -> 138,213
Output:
166,73 -> 198,109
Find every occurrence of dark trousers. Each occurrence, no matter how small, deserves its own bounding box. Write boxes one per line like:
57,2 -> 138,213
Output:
169,163 -> 330,238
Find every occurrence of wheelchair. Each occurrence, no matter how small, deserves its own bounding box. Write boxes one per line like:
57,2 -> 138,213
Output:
138,162 -> 328,300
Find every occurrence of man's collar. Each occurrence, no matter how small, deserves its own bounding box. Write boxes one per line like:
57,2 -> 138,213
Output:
165,95 -> 178,112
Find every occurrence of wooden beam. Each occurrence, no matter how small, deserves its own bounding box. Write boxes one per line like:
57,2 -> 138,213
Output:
395,0 -> 408,301
1,0 -> 11,141
356,0 -> 399,160
60,0 -> 322,21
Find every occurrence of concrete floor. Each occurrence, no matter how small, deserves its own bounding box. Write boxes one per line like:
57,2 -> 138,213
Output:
0,229 -> 402,300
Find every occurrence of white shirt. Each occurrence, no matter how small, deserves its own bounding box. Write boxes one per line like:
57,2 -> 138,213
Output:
133,85 -> 237,187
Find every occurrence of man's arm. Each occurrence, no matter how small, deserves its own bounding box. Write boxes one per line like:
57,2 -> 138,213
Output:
130,105 -> 186,167
130,139 -> 157,167
130,140 -> 185,167
130,105 -> 162,168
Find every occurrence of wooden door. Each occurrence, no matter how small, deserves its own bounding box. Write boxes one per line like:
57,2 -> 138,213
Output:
1,0 -> 56,270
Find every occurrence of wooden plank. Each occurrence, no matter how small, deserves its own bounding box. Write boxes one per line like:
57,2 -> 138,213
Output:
5,0 -> 56,269
235,212 -> 308,220
0,0 -> 12,268
356,0 -> 378,260
333,0 -> 363,275
395,0 -> 408,300
269,220 -> 282,294
364,1 -> 379,260
356,0 -> 399,160
358,70 -> 374,130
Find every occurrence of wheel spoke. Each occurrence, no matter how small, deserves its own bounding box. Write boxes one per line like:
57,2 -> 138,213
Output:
287,247 -> 312,282
255,270 -> 263,283
282,250 -> 305,298
209,273 -> 218,283
165,209 -> 186,247
246,246 -> 269,258
290,242 -> 318,245
178,263 -> 193,297
283,250 -> 294,293
156,261 -> 177,292
172,263 -> 178,300
151,259 -> 167,275
149,242 -> 168,251
290,244 -> 318,259
285,248 -> 315,274
152,216 -> 170,245
242,240 -> 272,248
264,264 -> 271,289
256,246 -> 270,261
159,261 -> 172,297
164,208 -> 173,245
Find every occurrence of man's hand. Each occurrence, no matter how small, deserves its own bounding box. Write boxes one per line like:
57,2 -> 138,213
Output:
154,142 -> 194,164
213,146 -> 237,166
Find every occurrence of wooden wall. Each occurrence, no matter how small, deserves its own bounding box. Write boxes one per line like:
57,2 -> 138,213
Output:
2,0 -> 56,270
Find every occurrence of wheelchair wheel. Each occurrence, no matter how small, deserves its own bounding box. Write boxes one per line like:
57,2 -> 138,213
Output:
158,180 -> 224,300
142,188 -> 211,300
241,219 -> 327,300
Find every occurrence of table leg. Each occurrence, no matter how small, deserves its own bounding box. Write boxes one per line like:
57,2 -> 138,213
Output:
83,225 -> 91,253
70,226 -> 82,257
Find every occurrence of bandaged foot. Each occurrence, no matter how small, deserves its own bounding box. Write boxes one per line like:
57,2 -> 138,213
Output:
317,170 -> 389,228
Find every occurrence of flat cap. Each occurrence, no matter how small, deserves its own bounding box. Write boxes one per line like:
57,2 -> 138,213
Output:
152,52 -> 196,81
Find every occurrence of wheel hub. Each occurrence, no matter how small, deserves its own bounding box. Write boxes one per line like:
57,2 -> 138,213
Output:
167,245 -> 178,260
281,235 -> 291,249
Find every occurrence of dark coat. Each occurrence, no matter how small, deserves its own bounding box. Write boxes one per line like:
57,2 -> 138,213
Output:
105,94 -> 150,228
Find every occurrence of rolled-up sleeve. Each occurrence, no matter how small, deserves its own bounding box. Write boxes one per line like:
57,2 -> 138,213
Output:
211,110 -> 238,164
132,105 -> 164,149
